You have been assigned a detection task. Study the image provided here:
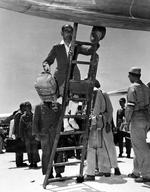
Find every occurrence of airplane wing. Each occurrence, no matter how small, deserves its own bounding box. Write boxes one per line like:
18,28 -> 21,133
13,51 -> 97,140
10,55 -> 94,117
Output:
0,0 -> 150,31
108,88 -> 127,96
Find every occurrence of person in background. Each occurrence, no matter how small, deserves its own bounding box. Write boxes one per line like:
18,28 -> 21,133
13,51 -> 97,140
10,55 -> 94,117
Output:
33,64 -> 65,178
13,102 -> 28,167
0,126 -> 4,154
19,102 -> 40,168
116,97 -> 131,158
9,110 -> 19,139
126,67 -> 150,183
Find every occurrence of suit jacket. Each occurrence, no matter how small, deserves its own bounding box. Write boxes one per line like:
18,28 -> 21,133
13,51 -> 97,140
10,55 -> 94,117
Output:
44,44 -> 81,87
44,41 -> 100,88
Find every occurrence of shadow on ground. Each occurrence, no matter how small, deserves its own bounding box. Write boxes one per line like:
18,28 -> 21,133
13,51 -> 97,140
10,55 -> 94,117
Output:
45,175 -> 127,192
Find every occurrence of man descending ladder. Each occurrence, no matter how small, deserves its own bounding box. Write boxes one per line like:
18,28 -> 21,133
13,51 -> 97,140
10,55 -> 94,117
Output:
43,23 -> 106,189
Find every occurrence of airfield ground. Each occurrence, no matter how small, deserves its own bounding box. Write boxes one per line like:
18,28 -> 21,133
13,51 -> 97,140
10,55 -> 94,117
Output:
0,147 -> 150,192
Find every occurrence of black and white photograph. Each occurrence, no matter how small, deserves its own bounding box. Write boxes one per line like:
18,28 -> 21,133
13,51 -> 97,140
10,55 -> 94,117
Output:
0,1 -> 150,192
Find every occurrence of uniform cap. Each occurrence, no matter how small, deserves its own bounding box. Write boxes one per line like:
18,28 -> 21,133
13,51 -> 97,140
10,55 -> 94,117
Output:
129,67 -> 141,75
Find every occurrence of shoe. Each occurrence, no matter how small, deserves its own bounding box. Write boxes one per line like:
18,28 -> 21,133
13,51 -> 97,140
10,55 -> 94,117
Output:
32,163 -> 38,168
114,167 -> 121,175
126,155 -> 131,158
29,163 -> 34,168
84,175 -> 95,181
56,173 -> 62,178
17,163 -> 28,167
64,125 -> 74,132
135,177 -> 150,183
95,168 -> 100,176
103,173 -> 111,177
48,174 -> 54,179
64,119 -> 74,132
69,119 -> 79,130
128,173 -> 140,178
95,172 -> 104,176
118,154 -> 123,158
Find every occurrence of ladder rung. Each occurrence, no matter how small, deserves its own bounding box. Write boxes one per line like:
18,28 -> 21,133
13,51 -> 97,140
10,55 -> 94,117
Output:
68,97 -> 88,102
48,175 -> 77,183
60,130 -> 85,136
75,40 -> 92,46
56,145 -> 83,152
72,60 -> 90,65
53,160 -> 81,167
64,114 -> 87,119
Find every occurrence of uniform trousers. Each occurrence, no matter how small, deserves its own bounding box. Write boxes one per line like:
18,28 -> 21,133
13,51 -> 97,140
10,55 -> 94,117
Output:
131,118 -> 150,178
118,131 -> 131,156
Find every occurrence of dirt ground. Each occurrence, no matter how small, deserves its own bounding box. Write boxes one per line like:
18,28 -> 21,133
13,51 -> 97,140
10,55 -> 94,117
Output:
0,148 -> 150,192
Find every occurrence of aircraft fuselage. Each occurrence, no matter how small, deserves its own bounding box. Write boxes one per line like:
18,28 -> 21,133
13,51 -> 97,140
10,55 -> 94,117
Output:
0,0 -> 150,31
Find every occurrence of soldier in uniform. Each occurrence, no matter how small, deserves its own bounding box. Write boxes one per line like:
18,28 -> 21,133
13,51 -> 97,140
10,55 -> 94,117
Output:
126,67 -> 150,182
116,97 -> 131,158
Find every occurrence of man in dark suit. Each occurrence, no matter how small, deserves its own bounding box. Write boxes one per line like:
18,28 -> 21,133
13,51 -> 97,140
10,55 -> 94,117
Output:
42,24 -> 104,131
43,24 -> 81,131
43,24 -> 80,96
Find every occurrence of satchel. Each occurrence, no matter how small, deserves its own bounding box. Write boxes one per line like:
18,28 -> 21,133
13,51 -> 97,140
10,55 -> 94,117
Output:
34,72 -> 57,102
96,114 -> 104,130
88,129 -> 103,148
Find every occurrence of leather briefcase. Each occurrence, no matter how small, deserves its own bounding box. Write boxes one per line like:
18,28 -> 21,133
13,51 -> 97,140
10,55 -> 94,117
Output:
5,138 -> 26,152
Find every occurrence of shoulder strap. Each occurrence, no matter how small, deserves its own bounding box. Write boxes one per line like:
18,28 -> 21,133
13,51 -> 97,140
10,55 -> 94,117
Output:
92,89 -> 107,114
101,91 -> 107,113
92,89 -> 98,109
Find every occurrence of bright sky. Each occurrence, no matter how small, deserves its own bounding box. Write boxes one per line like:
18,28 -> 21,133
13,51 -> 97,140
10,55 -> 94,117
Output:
0,8 -> 150,115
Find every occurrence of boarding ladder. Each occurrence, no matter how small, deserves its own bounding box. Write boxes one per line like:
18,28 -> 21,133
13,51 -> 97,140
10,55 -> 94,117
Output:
43,23 -> 98,189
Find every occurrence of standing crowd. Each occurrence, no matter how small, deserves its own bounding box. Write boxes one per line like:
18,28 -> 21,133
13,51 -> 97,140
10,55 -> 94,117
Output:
4,23 -> 150,184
